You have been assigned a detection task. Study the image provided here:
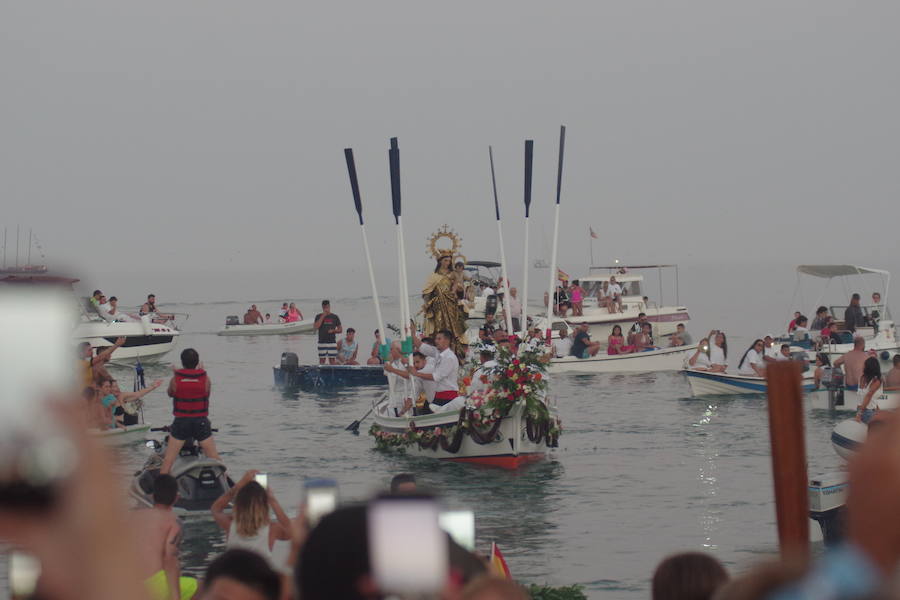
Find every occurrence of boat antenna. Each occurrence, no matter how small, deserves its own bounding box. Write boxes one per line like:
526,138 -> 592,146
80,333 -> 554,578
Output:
15,225 -> 20,268
489,146 -> 515,335
2,227 -> 6,269
521,139 -> 534,336
344,148 -> 391,401
27,229 -> 32,265
545,126 -> 566,344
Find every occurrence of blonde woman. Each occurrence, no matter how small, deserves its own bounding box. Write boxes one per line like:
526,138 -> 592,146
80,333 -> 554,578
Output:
211,470 -> 292,563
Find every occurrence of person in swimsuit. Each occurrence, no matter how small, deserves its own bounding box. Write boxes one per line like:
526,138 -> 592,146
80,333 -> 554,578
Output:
855,357 -> 883,423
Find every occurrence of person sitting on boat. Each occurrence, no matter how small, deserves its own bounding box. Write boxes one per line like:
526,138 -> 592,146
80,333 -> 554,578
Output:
571,323 -> 601,358
787,311 -> 801,334
410,329 -> 465,413
707,330 -> 729,373
244,305 -> 264,325
111,378 -> 163,426
813,353 -> 832,389
96,377 -> 125,430
811,306 -> 830,331
737,339 -> 766,377
336,328 -> 359,365
553,326 -> 574,358
160,348 -> 222,475
367,329 -> 387,365
792,315 -> 810,343
286,302 -> 303,323
607,324 -> 633,355
382,342 -> 411,416
884,354 -> 900,390
277,303 -> 289,322
607,277 -> 623,313
834,336 -> 867,390
668,334 -> 685,347
631,323 -> 658,352
140,293 -> 158,316
629,313 -> 650,338
675,323 -> 693,345
776,344 -> 793,360
687,339 -> 712,370
855,357 -> 883,423
869,292 -> 883,328
89,289 -> 103,312
844,293 -> 866,333
106,296 -> 132,322
78,337 -> 125,389
762,335 -> 780,362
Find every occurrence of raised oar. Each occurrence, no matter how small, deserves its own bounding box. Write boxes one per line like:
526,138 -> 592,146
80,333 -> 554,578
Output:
489,146 -> 514,334
389,138 -> 412,356
765,361 -> 810,557
521,140 -> 534,336
344,148 -> 393,422
545,125 -> 566,343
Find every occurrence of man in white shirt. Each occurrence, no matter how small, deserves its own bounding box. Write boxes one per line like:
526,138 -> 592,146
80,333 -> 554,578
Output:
381,342 -> 410,416
553,326 -> 573,358
410,329 -> 465,413
607,277 -> 623,313
482,284 -> 495,297
762,334 -> 781,362
776,344 -> 792,361
507,287 -> 523,332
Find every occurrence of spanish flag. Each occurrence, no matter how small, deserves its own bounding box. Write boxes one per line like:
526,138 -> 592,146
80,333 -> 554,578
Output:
557,268 -> 570,282
489,541 -> 512,579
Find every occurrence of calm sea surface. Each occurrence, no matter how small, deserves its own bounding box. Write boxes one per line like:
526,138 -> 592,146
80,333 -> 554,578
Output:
94,296 -> 845,600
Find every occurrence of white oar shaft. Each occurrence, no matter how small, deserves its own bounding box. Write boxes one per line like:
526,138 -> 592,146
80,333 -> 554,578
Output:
546,202 -> 561,329
496,220 -> 514,334
398,216 -> 411,346
521,218 -> 529,335
360,224 -> 392,395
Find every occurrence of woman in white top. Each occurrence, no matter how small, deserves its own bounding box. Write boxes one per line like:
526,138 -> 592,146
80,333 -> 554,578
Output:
687,338 -> 712,370
737,339 -> 766,377
855,356 -> 883,423
707,330 -> 728,373
212,470 -> 292,563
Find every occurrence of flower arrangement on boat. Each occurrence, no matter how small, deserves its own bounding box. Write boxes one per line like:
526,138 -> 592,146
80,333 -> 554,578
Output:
370,346 -> 561,452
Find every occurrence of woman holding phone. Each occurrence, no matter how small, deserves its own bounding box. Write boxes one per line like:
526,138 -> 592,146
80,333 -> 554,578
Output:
211,470 -> 292,563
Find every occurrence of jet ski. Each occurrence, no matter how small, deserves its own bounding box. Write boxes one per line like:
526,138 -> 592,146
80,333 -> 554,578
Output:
130,426 -> 233,514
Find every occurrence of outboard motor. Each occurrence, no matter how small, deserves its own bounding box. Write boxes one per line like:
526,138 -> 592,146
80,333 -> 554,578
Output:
485,294 -> 498,317
827,367 -> 845,409
225,315 -> 240,326
281,352 -> 299,371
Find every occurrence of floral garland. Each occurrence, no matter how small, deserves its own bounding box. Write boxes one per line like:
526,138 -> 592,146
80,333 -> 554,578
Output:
370,345 -> 561,452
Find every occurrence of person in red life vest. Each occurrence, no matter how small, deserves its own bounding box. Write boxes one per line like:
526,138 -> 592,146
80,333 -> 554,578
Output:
160,348 -> 222,474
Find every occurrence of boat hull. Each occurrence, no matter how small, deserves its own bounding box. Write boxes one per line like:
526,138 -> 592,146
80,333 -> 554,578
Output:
809,388 -> 900,411
682,369 -> 815,397
89,423 -> 151,444
218,319 -> 315,336
74,316 -> 179,364
550,344 -> 697,374
274,364 -> 388,390
372,401 -> 556,469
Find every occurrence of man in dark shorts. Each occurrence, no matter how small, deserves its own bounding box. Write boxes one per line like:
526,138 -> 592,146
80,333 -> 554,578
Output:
160,348 -> 221,474
313,300 -> 343,365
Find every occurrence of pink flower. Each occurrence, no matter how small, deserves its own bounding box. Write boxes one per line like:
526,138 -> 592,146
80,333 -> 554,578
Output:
434,427 -> 443,436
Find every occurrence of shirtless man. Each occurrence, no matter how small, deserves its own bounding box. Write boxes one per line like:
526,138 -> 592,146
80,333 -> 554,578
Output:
885,355 -> 900,390
243,304 -> 264,325
133,474 -> 198,600
834,337 -> 868,390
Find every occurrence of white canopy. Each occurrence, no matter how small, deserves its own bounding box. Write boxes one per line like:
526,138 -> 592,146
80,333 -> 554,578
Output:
796,265 -> 890,279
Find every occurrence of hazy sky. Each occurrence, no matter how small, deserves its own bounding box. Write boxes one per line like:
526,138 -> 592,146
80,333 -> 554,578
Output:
3,1 -> 899,303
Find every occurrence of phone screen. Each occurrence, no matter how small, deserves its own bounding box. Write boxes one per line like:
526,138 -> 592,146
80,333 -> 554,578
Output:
304,478 -> 338,527
439,510 -> 475,550
368,495 -> 447,594
254,473 -> 268,489
9,551 -> 41,597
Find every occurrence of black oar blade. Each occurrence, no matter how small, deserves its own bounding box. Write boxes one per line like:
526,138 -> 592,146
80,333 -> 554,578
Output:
389,138 -> 401,222
524,140 -> 534,217
344,148 -> 364,225
489,146 -> 501,221
556,125 -> 566,205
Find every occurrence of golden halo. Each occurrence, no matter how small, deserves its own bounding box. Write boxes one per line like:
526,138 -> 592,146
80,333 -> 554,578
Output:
426,224 -> 462,260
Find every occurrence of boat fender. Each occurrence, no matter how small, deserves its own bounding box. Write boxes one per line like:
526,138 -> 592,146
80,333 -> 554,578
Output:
881,350 -> 891,361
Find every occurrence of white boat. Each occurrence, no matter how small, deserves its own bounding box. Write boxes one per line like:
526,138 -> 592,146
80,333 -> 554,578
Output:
792,265 -> 899,369
682,369 -> 816,397
218,319 -> 315,336
550,344 -> 698,374
89,423 -> 152,444
0,273 -> 180,364
559,265 -> 690,340
809,387 -> 900,412
371,397 -> 559,469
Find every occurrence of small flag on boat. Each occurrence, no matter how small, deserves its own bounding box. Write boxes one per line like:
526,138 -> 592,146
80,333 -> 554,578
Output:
589,226 -> 598,239
557,268 -> 569,282
489,541 -> 512,579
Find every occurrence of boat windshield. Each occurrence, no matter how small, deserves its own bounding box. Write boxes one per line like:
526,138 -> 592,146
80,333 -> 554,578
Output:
582,280 -> 642,297
828,304 -> 891,323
